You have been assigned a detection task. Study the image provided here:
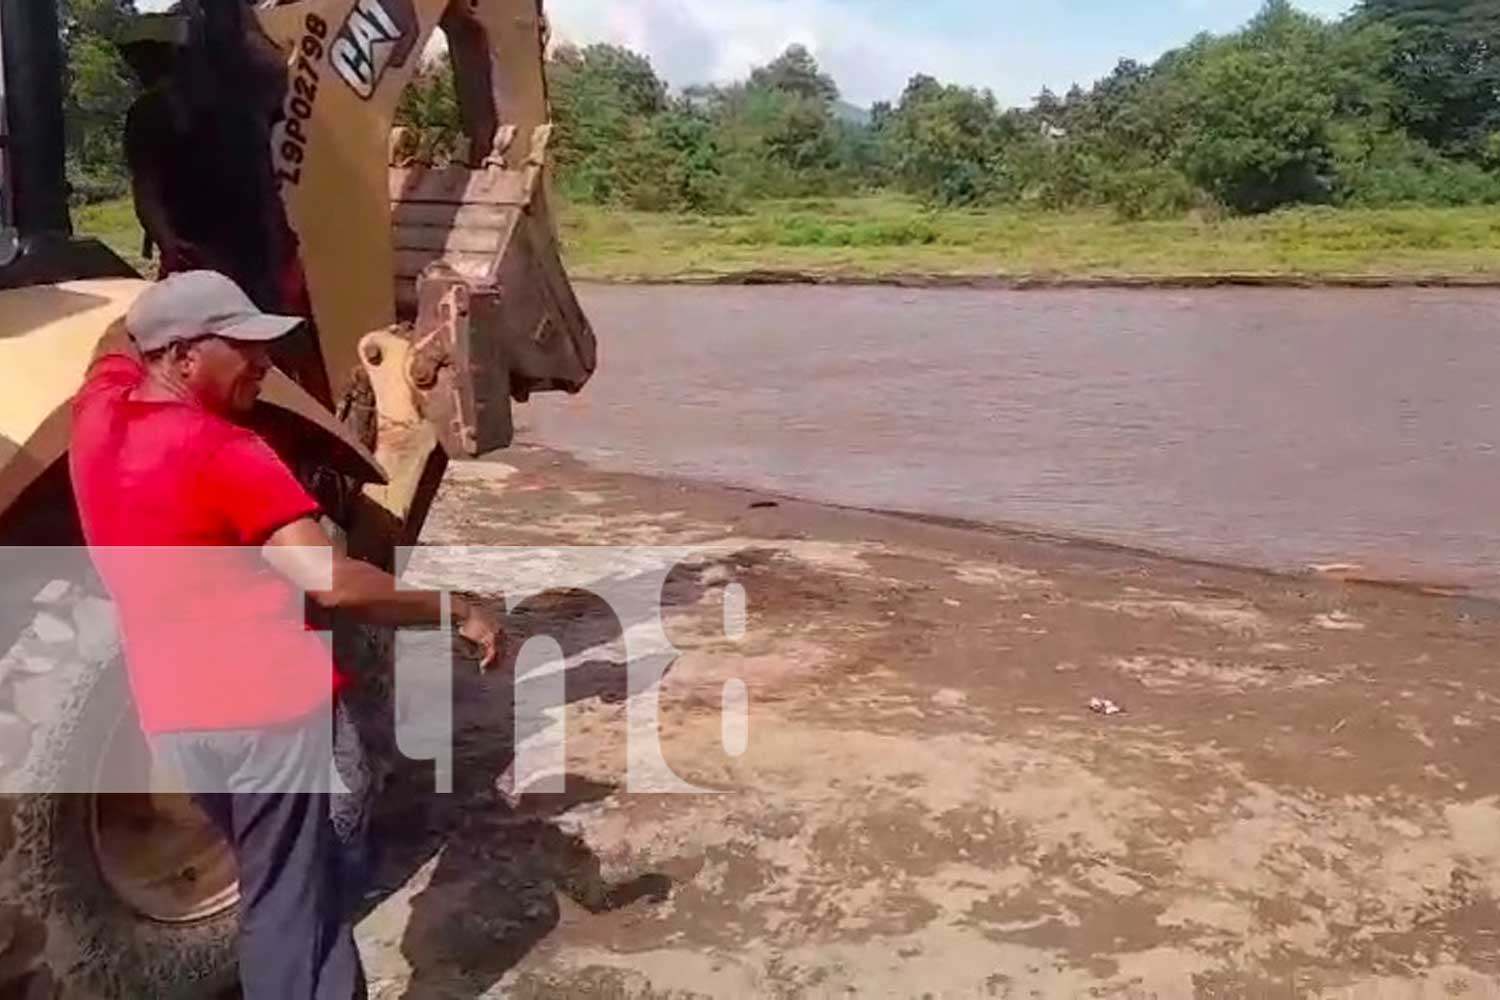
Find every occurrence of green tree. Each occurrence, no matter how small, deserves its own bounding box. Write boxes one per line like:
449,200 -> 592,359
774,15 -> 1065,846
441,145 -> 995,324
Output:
748,44 -> 839,105
1357,0 -> 1500,156
702,85 -> 809,198
761,94 -> 840,173
699,49 -> 853,199
551,42 -> 667,119
405,1 -> 1500,217
394,55 -> 469,163
545,43 -> 671,200
398,54 -> 459,131
638,105 -> 732,211
833,116 -> 889,187
62,0 -> 141,201
1168,23 -> 1339,212
885,75 -> 1008,205
736,47 -> 846,192
534,44 -> 734,210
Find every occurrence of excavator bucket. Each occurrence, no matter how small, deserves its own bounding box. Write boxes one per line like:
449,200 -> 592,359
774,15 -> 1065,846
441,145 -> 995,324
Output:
391,126 -> 595,455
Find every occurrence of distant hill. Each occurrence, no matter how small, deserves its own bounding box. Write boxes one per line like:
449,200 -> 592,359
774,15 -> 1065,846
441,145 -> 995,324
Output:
833,101 -> 872,126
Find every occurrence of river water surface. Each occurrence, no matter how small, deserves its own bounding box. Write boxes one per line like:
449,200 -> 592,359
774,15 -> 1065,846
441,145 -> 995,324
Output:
521,285 -> 1500,593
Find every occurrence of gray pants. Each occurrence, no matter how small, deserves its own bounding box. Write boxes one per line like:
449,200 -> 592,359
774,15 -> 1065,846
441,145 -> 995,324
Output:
152,703 -> 371,1000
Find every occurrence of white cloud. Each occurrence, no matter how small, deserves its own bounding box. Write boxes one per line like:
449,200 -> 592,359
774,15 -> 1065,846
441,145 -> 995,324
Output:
546,0 -> 1070,107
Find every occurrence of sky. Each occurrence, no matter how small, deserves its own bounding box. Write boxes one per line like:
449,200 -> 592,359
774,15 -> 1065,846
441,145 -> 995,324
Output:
140,0 -> 1355,108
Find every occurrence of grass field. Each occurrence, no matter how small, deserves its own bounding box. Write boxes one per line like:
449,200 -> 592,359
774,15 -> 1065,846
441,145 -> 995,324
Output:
558,196 -> 1500,282
74,194 -> 1500,284
75,197 -> 151,274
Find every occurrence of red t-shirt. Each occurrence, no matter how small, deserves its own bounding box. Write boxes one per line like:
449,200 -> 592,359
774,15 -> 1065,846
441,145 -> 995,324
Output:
69,355 -> 339,734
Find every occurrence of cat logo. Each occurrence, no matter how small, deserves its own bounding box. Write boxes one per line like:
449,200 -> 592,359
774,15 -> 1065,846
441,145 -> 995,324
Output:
330,0 -> 419,100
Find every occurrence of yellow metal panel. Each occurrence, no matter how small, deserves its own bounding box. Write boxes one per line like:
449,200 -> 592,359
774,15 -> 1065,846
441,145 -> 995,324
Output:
0,277 -> 386,521
461,0 -> 548,161
0,279 -> 148,448
254,0 -> 450,396
259,369 -> 388,485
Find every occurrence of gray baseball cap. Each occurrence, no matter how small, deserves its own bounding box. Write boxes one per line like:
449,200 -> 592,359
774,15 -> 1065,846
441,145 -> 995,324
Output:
126,271 -> 304,353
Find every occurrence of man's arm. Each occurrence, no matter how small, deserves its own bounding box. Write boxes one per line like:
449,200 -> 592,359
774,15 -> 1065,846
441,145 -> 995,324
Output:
125,94 -> 217,272
125,97 -> 176,257
130,167 -> 177,260
89,320 -> 141,365
130,167 -> 227,273
262,517 -> 502,669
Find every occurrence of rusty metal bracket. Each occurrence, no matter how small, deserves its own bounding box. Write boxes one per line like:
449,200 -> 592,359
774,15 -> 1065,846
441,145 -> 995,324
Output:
400,230 -> 596,459
405,265 -> 491,458
354,325 -> 446,552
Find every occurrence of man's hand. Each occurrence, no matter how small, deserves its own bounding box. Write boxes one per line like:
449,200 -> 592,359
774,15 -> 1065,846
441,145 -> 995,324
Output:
91,321 -> 143,364
264,519 -> 505,675
454,595 -> 503,672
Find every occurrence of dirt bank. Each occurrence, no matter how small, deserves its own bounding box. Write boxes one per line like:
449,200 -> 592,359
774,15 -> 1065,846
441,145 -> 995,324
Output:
594,270 -> 1500,290
357,447 -> 1500,998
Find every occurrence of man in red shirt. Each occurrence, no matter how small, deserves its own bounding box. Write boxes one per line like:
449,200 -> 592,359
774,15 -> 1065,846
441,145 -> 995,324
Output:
70,270 -> 500,999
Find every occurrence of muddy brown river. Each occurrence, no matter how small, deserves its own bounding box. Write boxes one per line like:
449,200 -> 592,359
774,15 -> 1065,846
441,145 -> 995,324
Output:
521,284 -> 1500,594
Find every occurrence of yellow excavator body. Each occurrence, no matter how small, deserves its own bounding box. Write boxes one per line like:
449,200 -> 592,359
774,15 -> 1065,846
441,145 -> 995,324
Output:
0,0 -> 594,534
0,2 -> 594,993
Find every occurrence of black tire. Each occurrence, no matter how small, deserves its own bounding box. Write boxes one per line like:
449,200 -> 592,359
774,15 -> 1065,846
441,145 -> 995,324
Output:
0,472 -> 393,998
0,579 -> 237,1000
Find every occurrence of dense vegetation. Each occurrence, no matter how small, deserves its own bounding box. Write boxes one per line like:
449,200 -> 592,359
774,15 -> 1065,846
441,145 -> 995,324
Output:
61,0 -> 142,203
61,0 -> 1500,221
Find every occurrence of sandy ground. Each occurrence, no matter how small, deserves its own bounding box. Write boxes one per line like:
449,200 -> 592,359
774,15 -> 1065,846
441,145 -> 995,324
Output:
353,447 -> 1500,999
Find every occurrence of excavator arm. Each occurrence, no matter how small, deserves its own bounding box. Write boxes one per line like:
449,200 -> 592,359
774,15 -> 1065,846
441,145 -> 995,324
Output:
0,0 -> 595,548
253,0 -> 592,404
252,0 -> 594,543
